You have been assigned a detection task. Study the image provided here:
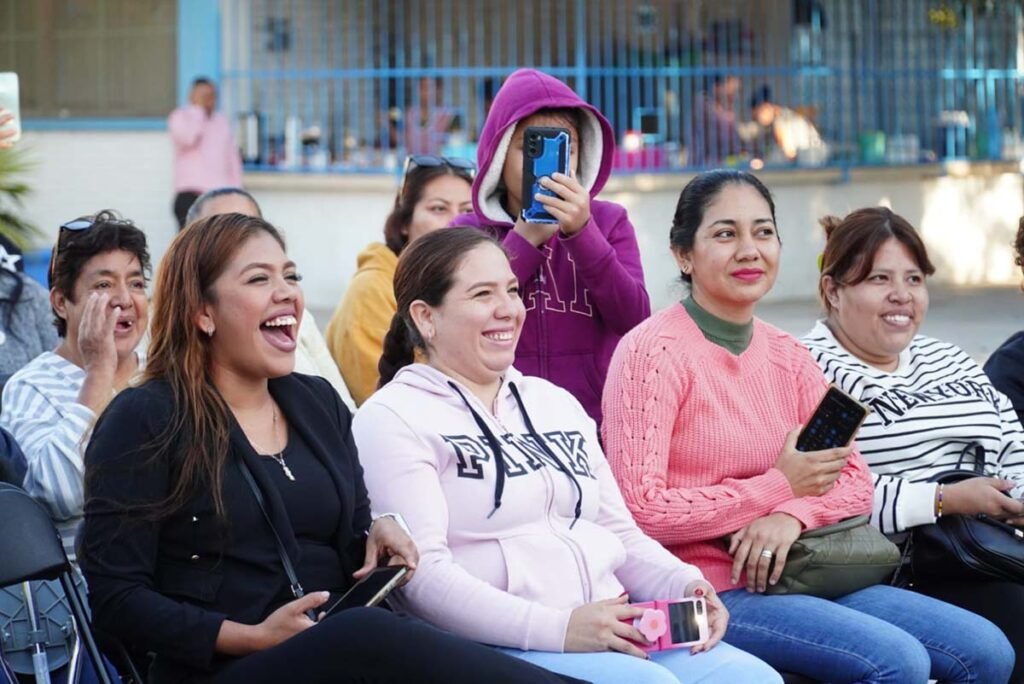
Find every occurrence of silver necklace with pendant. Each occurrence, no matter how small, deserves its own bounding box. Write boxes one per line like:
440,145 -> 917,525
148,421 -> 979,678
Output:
254,402 -> 295,482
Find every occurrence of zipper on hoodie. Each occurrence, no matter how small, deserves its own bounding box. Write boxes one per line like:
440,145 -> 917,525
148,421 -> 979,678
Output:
535,270 -> 549,379
535,457 -> 593,603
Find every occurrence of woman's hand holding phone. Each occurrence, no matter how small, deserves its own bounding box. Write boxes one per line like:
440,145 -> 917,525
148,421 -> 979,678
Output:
775,426 -> 849,498
356,516 -> 418,585
564,595 -> 650,660
536,172 -> 591,236
0,109 -> 16,149
513,216 -> 560,248
253,592 -> 330,651
683,584 -> 728,654
728,513 -> 802,592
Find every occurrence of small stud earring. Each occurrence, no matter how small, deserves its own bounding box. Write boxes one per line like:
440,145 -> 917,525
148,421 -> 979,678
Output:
205,326 -> 214,337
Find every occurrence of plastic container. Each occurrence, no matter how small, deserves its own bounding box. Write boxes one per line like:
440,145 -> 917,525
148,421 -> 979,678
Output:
858,131 -> 886,164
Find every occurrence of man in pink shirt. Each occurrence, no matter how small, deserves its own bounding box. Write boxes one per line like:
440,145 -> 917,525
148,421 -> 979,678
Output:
168,78 -> 243,229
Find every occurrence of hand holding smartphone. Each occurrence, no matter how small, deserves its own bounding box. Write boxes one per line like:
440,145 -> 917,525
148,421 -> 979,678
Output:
622,597 -> 709,652
319,565 -> 407,621
0,73 -> 20,147
796,385 -> 870,452
520,126 -> 571,224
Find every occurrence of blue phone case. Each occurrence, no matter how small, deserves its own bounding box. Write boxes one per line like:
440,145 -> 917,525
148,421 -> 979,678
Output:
521,127 -> 571,224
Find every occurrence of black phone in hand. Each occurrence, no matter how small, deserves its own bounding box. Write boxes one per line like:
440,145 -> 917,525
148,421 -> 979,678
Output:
796,385 -> 870,452
320,565 -> 408,620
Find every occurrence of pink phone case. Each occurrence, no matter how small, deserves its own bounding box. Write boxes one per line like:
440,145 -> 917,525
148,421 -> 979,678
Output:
624,598 -> 707,653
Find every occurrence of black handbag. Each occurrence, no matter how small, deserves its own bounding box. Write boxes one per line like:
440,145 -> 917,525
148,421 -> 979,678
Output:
909,444 -> 1024,584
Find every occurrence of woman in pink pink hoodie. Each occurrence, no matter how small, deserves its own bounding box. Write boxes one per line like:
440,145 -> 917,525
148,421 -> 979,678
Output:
352,228 -> 780,684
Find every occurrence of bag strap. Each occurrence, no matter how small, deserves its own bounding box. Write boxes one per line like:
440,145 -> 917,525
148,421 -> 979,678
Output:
236,457 -> 306,602
956,442 -> 985,475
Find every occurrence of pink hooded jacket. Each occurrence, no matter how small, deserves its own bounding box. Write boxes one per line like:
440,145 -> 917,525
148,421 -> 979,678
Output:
353,364 -> 704,651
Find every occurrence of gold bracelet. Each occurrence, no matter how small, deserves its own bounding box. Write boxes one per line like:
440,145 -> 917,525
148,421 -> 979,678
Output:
936,483 -> 945,519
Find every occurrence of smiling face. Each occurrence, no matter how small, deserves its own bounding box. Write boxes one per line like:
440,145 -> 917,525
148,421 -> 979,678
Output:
404,174 -> 473,244
414,243 -> 525,390
824,238 -> 929,371
501,112 -> 581,219
54,249 -> 149,360
198,231 -> 304,381
674,182 -> 780,322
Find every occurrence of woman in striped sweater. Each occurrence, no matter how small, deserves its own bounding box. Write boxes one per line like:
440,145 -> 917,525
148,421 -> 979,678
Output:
602,170 -> 1014,683
802,206 -> 1024,682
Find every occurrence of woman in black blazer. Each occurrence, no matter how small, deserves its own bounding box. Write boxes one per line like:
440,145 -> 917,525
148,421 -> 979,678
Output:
79,213 -> 583,684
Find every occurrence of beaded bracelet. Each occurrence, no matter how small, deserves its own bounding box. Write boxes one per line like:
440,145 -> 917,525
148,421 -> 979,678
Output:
936,483 -> 945,519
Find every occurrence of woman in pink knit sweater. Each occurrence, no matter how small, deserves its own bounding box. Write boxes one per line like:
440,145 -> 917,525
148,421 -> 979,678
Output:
602,169 -> 1014,683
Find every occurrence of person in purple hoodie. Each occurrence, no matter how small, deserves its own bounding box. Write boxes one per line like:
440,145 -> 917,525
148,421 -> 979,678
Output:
452,69 -> 650,423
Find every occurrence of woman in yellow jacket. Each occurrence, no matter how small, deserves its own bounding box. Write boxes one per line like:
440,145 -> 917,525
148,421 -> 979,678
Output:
326,156 -> 473,405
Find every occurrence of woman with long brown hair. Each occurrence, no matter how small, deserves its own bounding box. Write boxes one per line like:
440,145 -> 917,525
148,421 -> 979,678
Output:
78,213 -> 584,684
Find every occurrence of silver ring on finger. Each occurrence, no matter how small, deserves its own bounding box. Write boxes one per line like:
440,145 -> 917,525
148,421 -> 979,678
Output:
759,548 -> 774,559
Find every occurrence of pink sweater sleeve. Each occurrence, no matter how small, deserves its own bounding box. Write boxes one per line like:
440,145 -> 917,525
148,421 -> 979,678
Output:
168,105 -> 205,149
353,402 -> 573,652
602,331 -> 795,547
770,342 -> 874,527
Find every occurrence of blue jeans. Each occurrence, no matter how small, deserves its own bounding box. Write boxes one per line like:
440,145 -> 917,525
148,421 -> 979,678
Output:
498,640 -> 782,684
720,584 -> 1014,683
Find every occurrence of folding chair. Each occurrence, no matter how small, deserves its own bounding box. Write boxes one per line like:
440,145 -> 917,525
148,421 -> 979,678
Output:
0,482 -> 114,684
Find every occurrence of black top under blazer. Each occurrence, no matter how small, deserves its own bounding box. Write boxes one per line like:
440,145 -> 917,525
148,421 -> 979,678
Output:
80,374 -> 371,679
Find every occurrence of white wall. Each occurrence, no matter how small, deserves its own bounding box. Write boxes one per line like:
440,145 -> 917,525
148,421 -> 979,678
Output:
14,130 -> 1024,315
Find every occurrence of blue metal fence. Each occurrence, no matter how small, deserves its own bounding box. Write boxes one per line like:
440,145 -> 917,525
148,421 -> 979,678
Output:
219,0 -> 1024,174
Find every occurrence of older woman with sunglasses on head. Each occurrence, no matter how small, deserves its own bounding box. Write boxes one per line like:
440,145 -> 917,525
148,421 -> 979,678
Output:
326,155 -> 474,406
0,210 -> 150,561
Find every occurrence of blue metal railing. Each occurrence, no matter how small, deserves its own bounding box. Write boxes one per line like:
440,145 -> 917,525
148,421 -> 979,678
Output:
219,0 -> 1024,175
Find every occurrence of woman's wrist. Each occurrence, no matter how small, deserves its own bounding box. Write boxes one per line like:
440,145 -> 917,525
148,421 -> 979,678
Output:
683,579 -> 715,598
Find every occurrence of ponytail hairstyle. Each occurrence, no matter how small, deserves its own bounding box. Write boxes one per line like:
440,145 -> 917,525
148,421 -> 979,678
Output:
817,207 -> 934,314
377,227 -> 503,386
137,212 -> 287,518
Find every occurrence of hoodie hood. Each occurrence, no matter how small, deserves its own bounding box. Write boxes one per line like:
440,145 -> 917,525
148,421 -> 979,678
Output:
473,68 -> 616,224
355,241 -> 399,276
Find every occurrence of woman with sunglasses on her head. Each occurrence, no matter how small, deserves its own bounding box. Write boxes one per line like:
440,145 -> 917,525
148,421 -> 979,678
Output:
325,155 -> 474,406
601,170 -> 1015,682
79,213 -> 584,684
1,210 -> 149,562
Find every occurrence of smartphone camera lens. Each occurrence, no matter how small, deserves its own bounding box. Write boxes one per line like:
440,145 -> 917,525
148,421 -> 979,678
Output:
695,602 -> 704,614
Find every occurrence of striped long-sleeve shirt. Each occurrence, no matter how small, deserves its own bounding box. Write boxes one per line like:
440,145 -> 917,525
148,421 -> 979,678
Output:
802,320 -> 1024,534
1,352 -> 95,561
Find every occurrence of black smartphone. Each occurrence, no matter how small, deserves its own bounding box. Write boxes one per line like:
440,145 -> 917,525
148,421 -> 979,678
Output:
320,566 -> 408,620
521,126 -> 571,224
796,385 -> 870,452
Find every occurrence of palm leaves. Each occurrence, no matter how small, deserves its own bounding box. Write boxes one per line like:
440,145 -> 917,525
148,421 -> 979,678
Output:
0,147 -> 40,249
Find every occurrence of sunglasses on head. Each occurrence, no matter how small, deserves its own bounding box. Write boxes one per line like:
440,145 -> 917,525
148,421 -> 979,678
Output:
398,155 -> 476,199
48,216 -> 130,284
